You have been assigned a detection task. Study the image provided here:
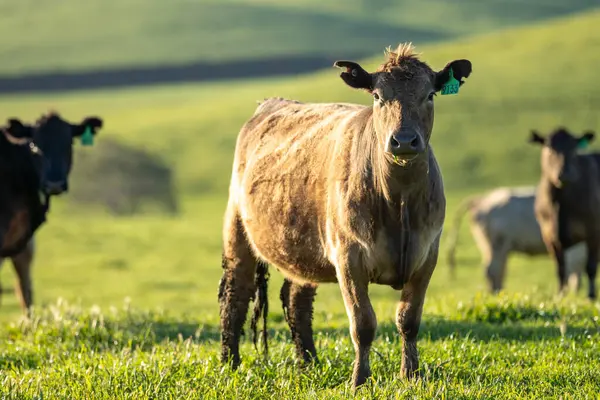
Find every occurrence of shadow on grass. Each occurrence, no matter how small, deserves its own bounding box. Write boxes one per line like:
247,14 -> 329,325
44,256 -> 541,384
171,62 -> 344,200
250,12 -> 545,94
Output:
1,315 -> 596,372
310,317 -> 596,344
124,313 -> 597,349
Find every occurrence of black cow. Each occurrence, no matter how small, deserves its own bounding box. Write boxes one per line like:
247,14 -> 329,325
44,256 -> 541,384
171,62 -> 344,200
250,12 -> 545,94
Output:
0,112 -> 103,313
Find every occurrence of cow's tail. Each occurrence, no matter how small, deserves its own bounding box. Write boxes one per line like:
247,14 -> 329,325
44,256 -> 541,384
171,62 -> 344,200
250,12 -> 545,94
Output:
250,260 -> 270,358
446,195 -> 480,278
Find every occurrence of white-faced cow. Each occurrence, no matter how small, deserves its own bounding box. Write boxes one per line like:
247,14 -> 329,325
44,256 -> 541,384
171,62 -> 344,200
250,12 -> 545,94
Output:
218,43 -> 472,388
0,112 -> 103,313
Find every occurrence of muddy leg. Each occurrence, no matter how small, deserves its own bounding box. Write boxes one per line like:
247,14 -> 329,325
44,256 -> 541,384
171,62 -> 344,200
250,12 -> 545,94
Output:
584,240 -> 598,300
396,246 -> 437,379
280,278 -> 318,364
336,248 -> 376,389
219,213 -> 257,368
12,239 -> 34,315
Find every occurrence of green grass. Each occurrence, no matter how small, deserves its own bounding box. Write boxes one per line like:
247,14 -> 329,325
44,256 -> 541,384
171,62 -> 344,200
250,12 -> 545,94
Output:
0,0 -> 598,75
1,10 -> 600,398
1,294 -> 599,398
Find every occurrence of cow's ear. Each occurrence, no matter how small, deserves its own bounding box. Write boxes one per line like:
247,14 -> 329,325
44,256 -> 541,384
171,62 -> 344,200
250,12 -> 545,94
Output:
578,131 -> 595,149
529,130 -> 546,145
333,61 -> 373,91
73,116 -> 103,137
5,118 -> 32,138
435,59 -> 472,94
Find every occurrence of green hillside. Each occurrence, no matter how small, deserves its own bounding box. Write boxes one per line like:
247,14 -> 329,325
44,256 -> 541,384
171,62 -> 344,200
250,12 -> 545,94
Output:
2,9 -> 598,195
0,0 -> 597,75
0,6 -> 595,316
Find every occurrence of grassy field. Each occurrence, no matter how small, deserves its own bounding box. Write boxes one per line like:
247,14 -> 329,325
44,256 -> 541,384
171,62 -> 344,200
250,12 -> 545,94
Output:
1,9 -> 600,399
0,0 -> 598,75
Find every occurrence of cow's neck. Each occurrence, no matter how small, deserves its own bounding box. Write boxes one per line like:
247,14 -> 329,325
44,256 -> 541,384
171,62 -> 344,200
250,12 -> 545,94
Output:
386,153 -> 430,201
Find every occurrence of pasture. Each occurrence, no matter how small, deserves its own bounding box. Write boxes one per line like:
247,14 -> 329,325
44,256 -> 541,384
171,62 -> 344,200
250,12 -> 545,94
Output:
1,7 -> 600,399
0,0 -> 598,76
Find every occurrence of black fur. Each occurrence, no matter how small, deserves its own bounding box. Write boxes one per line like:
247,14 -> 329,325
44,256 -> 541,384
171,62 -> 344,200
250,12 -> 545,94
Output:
0,131 -> 47,257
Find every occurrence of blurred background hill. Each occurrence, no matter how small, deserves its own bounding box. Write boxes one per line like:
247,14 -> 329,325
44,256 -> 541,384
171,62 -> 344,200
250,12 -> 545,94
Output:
0,0 -> 598,318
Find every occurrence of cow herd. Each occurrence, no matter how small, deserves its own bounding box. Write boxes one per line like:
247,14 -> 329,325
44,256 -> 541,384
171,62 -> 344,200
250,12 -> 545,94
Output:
0,42 -> 596,389
0,113 -> 103,313
446,129 -> 599,300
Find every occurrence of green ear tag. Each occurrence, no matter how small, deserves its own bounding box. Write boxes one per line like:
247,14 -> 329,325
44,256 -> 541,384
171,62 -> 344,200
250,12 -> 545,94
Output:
80,126 -> 94,146
577,138 -> 589,150
441,68 -> 460,95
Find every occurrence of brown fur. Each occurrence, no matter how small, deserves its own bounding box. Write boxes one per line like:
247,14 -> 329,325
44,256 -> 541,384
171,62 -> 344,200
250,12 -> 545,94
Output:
530,128 -> 600,299
219,43 -> 472,388
0,239 -> 35,314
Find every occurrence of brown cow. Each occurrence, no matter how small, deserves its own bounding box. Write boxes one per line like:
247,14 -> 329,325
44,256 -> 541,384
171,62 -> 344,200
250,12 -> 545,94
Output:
0,113 -> 103,313
529,127 -> 599,299
218,43 -> 472,388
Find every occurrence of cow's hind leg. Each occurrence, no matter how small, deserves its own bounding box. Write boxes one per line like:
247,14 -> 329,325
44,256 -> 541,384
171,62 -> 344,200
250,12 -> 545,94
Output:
280,278 -> 318,364
219,212 -> 257,368
396,241 -> 438,379
12,240 -> 34,315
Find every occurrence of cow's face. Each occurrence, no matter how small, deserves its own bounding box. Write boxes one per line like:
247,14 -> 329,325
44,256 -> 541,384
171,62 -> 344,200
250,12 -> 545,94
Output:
529,127 -> 595,187
6,114 -> 103,195
334,43 -> 471,166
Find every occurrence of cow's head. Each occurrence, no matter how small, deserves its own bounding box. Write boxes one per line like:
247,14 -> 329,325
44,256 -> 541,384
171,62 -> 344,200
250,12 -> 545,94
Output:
5,113 -> 103,195
529,127 -> 595,187
334,43 -> 471,165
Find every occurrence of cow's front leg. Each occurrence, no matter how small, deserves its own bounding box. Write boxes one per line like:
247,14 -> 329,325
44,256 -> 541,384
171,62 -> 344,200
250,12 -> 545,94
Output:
550,243 -> 568,295
396,239 -> 438,379
584,238 -> 598,300
336,246 -> 376,389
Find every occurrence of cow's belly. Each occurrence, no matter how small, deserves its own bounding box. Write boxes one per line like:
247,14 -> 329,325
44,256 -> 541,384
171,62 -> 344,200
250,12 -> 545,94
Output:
238,176 -> 337,284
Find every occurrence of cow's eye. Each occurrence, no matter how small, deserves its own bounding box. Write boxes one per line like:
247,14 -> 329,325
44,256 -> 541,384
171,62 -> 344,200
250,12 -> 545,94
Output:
427,92 -> 436,102
372,92 -> 380,101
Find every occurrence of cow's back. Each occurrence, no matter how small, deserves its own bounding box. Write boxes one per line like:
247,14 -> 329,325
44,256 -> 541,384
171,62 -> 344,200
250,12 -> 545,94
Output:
229,98 -> 369,282
473,186 -> 545,255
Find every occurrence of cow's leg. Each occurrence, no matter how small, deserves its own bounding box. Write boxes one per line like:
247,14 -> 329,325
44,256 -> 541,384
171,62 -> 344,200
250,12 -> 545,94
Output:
280,278 -> 318,364
485,241 -> 509,293
565,245 -> 584,294
584,239 -> 598,300
336,247 -> 376,388
219,211 -> 257,368
396,240 -> 438,379
12,240 -> 34,315
550,243 -> 568,295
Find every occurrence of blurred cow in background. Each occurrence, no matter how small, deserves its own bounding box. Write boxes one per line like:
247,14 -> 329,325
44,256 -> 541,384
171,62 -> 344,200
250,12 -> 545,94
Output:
446,186 -> 585,292
0,112 -> 103,314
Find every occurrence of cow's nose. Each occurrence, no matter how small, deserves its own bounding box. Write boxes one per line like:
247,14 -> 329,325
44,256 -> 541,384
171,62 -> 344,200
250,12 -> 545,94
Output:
388,132 -> 424,157
45,181 -> 67,195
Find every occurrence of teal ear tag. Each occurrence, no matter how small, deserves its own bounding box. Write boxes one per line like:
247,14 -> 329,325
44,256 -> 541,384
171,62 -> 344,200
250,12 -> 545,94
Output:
441,68 -> 460,95
80,126 -> 94,146
577,138 -> 589,150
